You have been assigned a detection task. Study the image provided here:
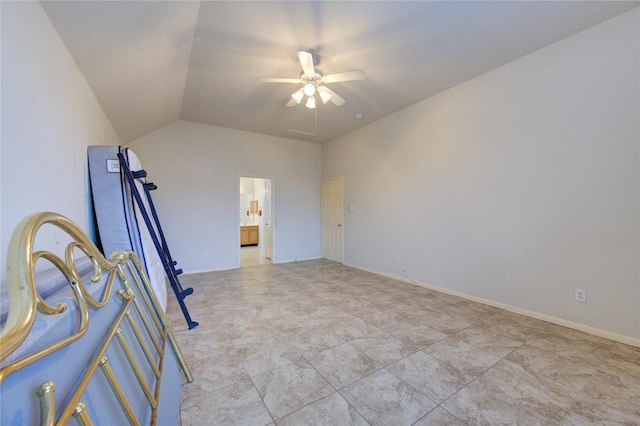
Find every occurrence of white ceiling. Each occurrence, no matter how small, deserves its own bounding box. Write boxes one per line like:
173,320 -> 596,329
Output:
41,1 -> 638,144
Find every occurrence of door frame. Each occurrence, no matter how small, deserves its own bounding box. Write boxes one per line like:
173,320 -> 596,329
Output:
238,174 -> 275,267
321,176 -> 344,263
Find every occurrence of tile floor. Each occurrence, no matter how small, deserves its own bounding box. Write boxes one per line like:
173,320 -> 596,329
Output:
241,245 -> 271,267
167,260 -> 640,425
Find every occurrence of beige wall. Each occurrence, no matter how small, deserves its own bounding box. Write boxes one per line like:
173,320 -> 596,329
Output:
128,120 -> 322,272
1,2 -> 120,282
323,9 -> 639,342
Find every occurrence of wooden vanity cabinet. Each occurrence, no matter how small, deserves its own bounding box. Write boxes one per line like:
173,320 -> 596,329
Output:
241,225 -> 259,246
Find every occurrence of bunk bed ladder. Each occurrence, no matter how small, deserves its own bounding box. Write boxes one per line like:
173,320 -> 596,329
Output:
117,152 -> 199,330
142,180 -> 183,279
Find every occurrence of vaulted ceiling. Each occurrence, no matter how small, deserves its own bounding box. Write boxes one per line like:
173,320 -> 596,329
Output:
41,1 -> 638,143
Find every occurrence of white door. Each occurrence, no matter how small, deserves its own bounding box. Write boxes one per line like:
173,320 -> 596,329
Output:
322,177 -> 343,263
264,179 -> 273,260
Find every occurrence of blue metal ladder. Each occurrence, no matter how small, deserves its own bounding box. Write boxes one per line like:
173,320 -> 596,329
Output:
117,152 -> 199,330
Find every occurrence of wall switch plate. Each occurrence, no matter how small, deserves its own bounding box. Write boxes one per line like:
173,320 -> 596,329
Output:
575,288 -> 587,303
106,159 -> 120,173
416,260 -> 422,268
395,256 -> 400,264
201,251 -> 207,258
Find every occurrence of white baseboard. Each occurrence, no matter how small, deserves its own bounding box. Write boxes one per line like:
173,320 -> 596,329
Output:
183,265 -> 238,275
344,262 -> 640,348
183,256 -> 323,274
273,256 -> 323,265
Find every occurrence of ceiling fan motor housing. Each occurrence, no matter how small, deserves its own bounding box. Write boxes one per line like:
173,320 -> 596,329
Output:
300,69 -> 323,82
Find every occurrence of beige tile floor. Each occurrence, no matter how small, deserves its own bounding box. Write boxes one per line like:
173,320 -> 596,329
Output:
241,245 -> 271,267
167,260 -> 640,425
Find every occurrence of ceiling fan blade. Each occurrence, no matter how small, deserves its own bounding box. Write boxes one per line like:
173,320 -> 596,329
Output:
318,86 -> 345,106
286,98 -> 297,107
297,51 -> 315,76
322,70 -> 366,84
256,77 -> 302,83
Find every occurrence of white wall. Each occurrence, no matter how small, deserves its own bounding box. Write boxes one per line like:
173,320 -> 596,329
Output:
128,120 -> 322,271
323,9 -> 639,341
1,2 -> 120,282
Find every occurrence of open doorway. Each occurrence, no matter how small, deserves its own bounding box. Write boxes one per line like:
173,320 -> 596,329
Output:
239,176 -> 273,267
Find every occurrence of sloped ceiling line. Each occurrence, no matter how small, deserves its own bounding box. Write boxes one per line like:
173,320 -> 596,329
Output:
41,0 -> 638,143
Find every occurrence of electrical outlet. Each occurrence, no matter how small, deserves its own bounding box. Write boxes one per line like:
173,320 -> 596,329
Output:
201,251 -> 207,258
416,260 -> 422,268
575,288 -> 587,303
395,256 -> 400,264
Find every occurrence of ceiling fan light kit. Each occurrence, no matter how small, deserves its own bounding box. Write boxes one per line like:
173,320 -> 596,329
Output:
257,50 -> 365,109
318,88 -> 332,104
299,82 -> 319,109
303,83 -> 315,96
291,88 -> 304,104
305,96 -> 316,109
292,82 -> 330,109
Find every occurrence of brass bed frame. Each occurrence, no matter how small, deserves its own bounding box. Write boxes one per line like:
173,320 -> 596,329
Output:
0,212 -> 192,425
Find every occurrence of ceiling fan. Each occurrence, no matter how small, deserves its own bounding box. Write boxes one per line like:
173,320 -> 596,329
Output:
256,51 -> 365,109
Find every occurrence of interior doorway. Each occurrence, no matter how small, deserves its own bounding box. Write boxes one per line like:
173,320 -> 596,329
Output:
239,176 -> 273,267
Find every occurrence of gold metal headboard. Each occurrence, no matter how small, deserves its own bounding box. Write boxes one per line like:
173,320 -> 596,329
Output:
1,212 -> 192,425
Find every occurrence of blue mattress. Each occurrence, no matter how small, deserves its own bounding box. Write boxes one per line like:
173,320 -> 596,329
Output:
88,146 -> 167,311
